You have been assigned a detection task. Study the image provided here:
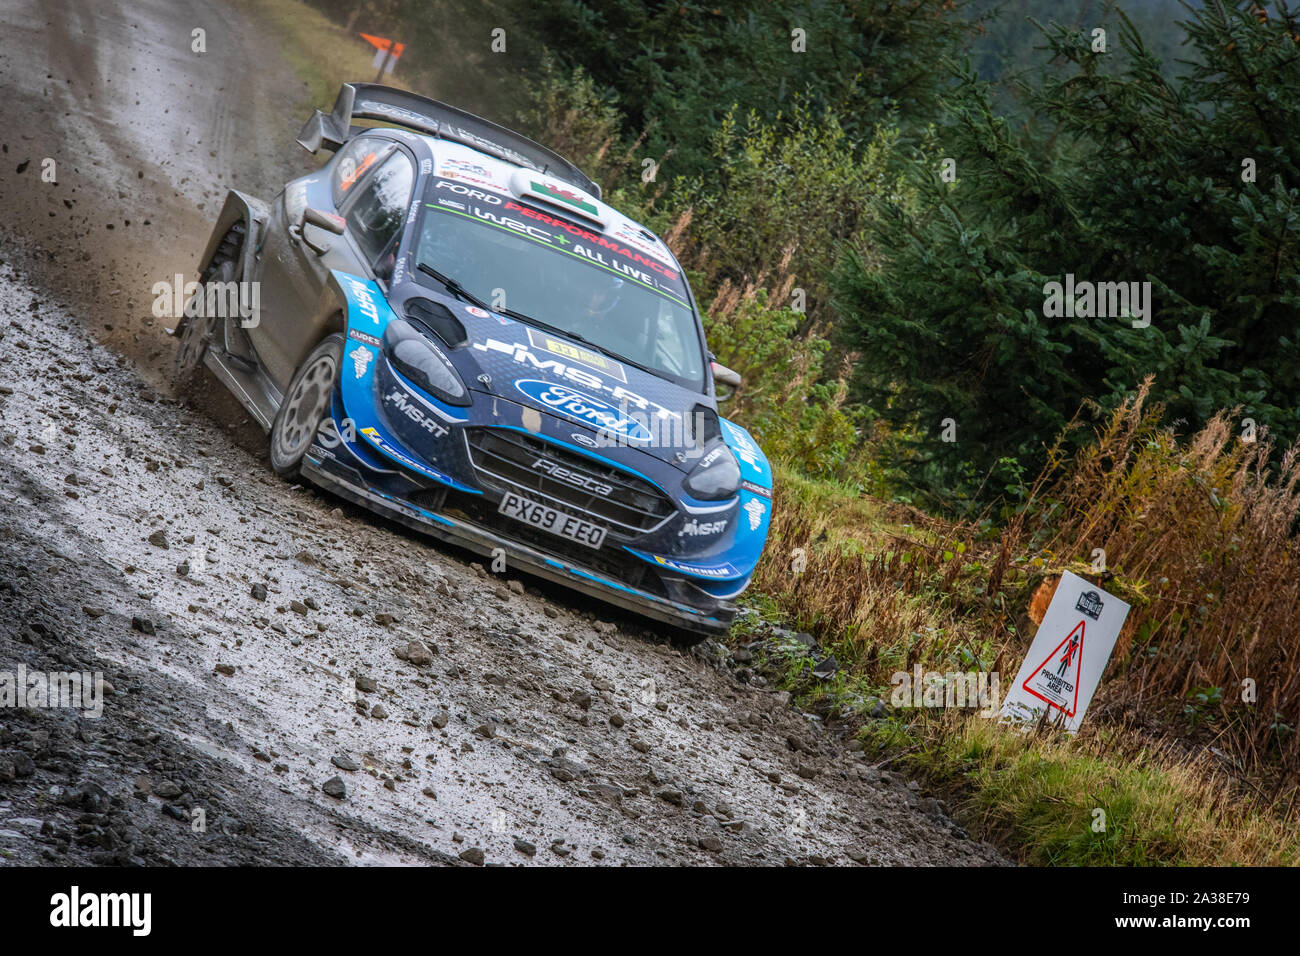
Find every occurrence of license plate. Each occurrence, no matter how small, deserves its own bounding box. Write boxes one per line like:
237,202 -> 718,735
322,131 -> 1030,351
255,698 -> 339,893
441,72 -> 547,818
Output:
498,492 -> 606,549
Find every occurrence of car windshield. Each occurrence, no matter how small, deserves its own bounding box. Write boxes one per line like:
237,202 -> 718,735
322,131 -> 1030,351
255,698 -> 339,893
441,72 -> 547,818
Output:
413,178 -> 706,388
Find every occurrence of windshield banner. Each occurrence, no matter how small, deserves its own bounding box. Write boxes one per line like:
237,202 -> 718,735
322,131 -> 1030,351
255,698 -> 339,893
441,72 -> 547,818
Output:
424,178 -> 689,307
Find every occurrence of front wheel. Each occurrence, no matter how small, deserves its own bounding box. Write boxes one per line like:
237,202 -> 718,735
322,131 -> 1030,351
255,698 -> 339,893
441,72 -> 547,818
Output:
173,259 -> 237,390
269,333 -> 344,477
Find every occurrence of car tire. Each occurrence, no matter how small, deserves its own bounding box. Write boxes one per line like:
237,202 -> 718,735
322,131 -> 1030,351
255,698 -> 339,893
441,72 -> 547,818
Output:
173,258 -> 237,390
269,333 -> 344,478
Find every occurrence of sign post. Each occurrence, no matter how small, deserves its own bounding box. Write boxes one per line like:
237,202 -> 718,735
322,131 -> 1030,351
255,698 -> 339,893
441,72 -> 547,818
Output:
360,34 -> 405,80
1000,570 -> 1130,732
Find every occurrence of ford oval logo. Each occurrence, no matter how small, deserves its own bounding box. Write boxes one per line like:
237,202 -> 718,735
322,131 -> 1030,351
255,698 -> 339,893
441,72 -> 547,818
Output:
514,379 -> 652,443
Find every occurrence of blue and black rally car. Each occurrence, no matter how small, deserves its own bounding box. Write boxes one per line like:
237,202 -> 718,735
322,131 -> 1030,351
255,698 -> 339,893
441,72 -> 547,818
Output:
172,83 -> 772,637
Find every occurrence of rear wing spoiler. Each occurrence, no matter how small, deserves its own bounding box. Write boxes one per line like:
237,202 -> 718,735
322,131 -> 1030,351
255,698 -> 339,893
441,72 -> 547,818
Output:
297,82 -> 601,199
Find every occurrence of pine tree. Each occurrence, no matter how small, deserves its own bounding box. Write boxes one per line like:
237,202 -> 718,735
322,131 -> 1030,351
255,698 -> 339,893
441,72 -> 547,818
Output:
835,0 -> 1300,508
512,0 -> 978,178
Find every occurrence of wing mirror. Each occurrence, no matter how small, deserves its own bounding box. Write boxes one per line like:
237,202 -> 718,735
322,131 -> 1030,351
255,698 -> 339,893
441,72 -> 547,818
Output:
303,207 -> 346,234
711,361 -> 742,400
298,207 -> 346,255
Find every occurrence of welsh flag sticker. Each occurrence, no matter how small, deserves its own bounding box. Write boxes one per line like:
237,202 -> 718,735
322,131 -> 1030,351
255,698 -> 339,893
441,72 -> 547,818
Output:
531,180 -> 598,215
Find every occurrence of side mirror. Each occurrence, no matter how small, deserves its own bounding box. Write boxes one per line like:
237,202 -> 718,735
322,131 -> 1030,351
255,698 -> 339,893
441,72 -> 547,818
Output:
303,207 -> 346,234
298,207 -> 346,255
711,361 -> 742,400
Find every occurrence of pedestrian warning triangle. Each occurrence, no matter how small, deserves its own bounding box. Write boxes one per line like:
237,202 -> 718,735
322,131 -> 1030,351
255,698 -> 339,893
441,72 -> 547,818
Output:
1000,572 -> 1130,732
1020,619 -> 1085,717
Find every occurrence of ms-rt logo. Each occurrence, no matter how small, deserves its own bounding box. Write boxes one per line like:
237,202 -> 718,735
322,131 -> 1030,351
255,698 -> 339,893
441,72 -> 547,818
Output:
50,886 -> 151,936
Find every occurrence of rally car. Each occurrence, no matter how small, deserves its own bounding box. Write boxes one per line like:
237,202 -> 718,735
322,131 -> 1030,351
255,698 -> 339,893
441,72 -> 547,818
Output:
172,83 -> 772,637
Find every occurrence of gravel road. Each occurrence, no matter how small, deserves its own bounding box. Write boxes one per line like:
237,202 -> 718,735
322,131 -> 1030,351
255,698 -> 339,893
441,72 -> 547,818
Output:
0,0 -> 1004,866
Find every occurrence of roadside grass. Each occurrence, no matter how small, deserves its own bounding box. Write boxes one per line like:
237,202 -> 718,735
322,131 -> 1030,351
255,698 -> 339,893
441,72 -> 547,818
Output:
765,465 -> 896,546
751,460 -> 1007,692
741,396 -> 1300,866
227,0 -> 385,109
857,715 -> 1300,866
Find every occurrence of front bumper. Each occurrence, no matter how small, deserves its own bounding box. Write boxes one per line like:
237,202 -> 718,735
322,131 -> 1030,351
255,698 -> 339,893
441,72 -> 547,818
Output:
299,450 -> 736,636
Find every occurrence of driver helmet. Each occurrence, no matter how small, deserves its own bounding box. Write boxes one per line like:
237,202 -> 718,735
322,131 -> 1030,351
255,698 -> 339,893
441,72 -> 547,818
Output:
580,273 -> 624,321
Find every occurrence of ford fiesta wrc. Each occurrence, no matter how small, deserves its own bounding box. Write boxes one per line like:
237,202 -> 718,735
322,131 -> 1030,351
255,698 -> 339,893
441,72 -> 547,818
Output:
172,83 -> 773,638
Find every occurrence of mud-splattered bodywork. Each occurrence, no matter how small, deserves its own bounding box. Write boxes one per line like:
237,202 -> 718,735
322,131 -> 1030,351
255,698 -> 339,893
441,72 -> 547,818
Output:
188,84 -> 772,634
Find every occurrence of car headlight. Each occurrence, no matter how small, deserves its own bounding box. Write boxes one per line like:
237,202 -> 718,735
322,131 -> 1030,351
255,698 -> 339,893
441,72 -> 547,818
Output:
383,319 -> 470,406
683,443 -> 741,500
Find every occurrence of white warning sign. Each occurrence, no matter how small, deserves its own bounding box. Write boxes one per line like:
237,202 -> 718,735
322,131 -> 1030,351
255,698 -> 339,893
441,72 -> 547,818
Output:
1000,571 -> 1130,732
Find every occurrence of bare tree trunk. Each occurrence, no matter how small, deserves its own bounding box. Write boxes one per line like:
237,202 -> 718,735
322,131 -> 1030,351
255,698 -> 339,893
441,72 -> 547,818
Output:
344,0 -> 365,32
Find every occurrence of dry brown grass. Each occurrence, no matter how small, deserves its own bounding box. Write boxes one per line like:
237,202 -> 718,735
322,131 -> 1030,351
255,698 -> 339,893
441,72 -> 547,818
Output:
1003,381 -> 1300,772
750,466 -> 994,677
771,379 -> 1300,779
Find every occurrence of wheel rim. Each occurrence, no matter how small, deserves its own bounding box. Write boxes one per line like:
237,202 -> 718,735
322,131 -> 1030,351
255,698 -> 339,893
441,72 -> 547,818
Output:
274,352 -> 337,465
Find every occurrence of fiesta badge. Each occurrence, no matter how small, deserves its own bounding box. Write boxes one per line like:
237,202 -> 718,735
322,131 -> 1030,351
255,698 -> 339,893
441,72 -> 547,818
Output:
514,379 -> 652,444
